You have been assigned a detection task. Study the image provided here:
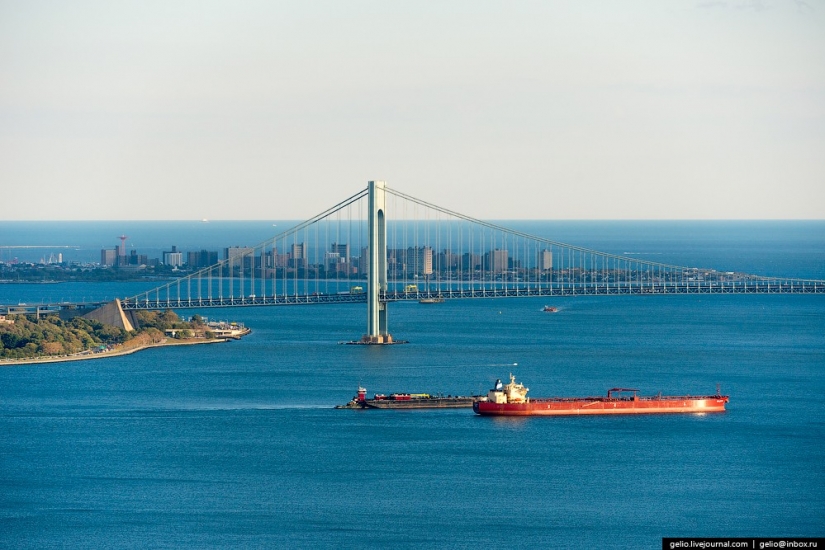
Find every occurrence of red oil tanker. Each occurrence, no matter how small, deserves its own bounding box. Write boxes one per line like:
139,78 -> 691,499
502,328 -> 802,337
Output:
473,374 -> 729,416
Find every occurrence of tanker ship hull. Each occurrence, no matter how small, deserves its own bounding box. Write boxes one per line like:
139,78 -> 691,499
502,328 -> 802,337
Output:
473,397 -> 728,416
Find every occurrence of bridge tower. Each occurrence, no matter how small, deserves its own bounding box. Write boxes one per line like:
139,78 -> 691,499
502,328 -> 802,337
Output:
362,180 -> 394,344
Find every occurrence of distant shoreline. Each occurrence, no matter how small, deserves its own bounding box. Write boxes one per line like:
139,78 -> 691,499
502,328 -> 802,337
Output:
0,336 -> 240,367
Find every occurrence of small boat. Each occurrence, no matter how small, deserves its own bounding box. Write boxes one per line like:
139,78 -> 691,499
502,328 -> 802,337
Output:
419,297 -> 445,304
473,374 -> 730,416
542,305 -> 558,312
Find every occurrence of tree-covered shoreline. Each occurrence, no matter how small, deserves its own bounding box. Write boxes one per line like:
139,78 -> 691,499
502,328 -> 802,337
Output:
0,311 -> 213,360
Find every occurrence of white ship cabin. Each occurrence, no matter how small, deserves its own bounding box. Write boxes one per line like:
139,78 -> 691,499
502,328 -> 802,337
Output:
487,374 -> 529,404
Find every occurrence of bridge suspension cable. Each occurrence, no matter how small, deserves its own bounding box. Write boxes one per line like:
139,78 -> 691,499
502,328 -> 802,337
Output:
123,187 -> 370,309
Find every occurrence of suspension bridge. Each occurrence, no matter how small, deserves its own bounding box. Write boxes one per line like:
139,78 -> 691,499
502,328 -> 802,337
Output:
3,181 -> 823,342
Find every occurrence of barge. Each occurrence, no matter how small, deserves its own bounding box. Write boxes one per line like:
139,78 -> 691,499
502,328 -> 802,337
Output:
337,387 -> 481,409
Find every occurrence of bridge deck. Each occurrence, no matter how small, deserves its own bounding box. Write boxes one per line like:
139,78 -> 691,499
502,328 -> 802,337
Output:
119,281 -> 825,310
4,280 -> 822,315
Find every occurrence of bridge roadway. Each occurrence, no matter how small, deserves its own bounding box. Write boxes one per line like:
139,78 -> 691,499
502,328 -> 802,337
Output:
119,279 -> 825,309
4,280 -> 822,316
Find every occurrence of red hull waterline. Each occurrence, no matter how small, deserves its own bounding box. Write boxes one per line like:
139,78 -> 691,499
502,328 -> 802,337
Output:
473,375 -> 729,416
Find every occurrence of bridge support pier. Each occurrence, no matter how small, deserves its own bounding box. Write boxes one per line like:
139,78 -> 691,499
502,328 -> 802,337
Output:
360,180 -> 396,344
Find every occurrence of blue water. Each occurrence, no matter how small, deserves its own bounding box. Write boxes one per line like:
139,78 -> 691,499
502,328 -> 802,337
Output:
1,223 -> 824,548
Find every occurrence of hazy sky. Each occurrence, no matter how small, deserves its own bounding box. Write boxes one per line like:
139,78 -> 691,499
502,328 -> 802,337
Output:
1,0 -> 823,220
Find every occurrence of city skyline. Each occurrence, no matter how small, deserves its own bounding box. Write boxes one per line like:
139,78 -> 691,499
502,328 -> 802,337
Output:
1,1 -> 823,221
91,240 -> 553,275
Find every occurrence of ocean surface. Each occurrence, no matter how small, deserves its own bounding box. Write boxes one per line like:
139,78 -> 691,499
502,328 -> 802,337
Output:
1,222 -> 824,548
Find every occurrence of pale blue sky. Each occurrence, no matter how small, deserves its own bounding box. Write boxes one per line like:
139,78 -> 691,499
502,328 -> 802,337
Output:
1,0 -> 823,220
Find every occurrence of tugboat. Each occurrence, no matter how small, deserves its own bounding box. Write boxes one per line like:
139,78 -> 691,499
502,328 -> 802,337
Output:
336,386 -> 481,409
473,374 -> 729,416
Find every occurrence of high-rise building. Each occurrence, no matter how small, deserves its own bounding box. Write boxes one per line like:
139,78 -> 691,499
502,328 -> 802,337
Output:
410,246 -> 433,276
224,247 -> 254,271
290,243 -> 305,260
436,250 -> 458,272
129,250 -> 148,266
483,249 -> 509,274
460,253 -> 481,272
325,252 -> 345,272
330,243 -> 349,260
288,243 -> 306,269
358,246 -> 369,276
326,243 -> 350,273
539,249 -> 553,271
101,248 -> 117,267
163,246 -> 183,267
225,247 -> 253,261
263,250 -> 289,268
188,250 -> 218,268
388,247 -> 433,277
